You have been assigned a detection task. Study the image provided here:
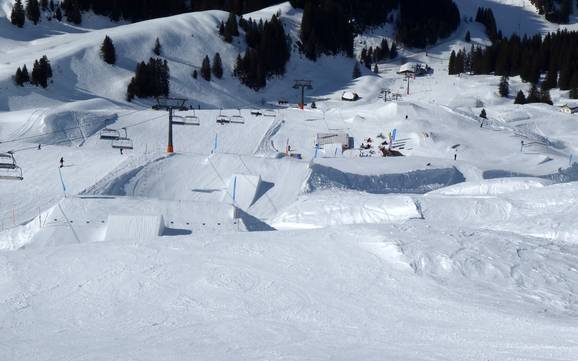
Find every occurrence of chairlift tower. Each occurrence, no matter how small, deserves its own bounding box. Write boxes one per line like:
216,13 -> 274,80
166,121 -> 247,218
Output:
153,97 -> 195,154
293,80 -> 313,110
404,73 -> 412,96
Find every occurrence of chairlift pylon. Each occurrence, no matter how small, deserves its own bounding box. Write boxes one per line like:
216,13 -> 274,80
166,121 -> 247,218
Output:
0,152 -> 23,181
111,128 -> 134,150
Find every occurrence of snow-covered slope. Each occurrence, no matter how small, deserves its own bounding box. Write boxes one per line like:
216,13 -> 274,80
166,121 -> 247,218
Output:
2,1 -> 578,360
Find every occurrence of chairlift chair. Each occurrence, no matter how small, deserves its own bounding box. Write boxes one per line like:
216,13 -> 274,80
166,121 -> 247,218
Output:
230,109 -> 245,124
216,109 -> 231,125
111,128 -> 134,150
0,152 -> 23,181
100,128 -> 120,140
173,109 -> 200,126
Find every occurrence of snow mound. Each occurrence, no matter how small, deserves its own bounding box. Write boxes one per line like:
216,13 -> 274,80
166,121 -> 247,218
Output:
428,177 -> 552,196
306,160 -> 465,194
272,190 -> 421,230
105,214 -> 165,242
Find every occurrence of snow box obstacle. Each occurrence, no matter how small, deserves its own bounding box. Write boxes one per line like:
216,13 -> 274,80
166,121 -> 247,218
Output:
222,174 -> 262,210
104,215 -> 165,242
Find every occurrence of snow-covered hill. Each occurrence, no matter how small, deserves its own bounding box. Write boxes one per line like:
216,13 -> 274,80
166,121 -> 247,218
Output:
2,1 -> 578,360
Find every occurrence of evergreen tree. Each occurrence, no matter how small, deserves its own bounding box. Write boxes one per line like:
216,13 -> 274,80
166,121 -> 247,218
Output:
234,14 -> 290,90
31,60 -> 45,87
41,0 -> 48,11
499,76 -> 509,97
212,53 -> 223,79
192,69 -> 198,79
223,12 -> 239,43
153,38 -> 161,56
514,90 -> 526,104
63,0 -> 81,24
570,87 -> 578,99
126,78 -> 136,102
125,58 -> 170,100
40,55 -> 52,78
54,5 -> 62,21
21,65 -> 30,83
389,42 -> 398,59
100,35 -> 116,65
14,67 -> 24,86
352,61 -> 361,79
448,50 -> 457,75
479,108 -> 487,119
465,31 -> 471,43
11,0 -> 26,27
201,55 -> 211,81
218,21 -> 225,37
539,84 -> 553,105
526,83 -> 540,103
542,68 -> 558,90
26,0 -> 41,25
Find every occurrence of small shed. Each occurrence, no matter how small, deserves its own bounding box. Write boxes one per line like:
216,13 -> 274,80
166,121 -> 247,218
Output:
342,91 -> 360,101
560,104 -> 578,114
316,132 -> 350,149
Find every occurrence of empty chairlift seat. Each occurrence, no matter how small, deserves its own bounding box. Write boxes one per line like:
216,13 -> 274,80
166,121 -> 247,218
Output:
100,128 -> 120,140
0,152 -> 23,181
173,110 -> 200,126
230,109 -> 245,124
111,128 -> 134,150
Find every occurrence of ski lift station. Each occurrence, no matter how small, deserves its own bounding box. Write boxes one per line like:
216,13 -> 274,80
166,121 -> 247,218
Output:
316,132 -> 351,149
397,62 -> 430,76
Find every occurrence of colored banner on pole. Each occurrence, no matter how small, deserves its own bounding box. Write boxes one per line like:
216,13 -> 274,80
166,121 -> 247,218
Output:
213,133 -> 218,154
58,167 -> 67,195
232,176 -> 237,203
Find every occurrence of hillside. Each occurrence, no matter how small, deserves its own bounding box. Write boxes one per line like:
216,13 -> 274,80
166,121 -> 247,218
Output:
1,1 -> 578,360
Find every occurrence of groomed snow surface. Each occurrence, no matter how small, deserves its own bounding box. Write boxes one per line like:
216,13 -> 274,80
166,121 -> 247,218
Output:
2,1 -> 578,360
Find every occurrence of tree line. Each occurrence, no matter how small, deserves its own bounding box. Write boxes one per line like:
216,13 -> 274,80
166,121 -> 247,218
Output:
359,39 -> 398,70
14,56 -> 54,88
449,29 -> 578,94
233,15 -> 290,90
528,0 -> 574,24
475,7 -> 500,43
126,58 -> 170,101
396,0 -> 460,48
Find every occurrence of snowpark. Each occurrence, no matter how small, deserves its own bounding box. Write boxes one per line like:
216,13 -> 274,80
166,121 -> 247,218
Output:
1,1 -> 578,360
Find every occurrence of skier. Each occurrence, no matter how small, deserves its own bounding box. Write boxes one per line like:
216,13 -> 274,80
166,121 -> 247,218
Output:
454,152 -> 457,161
59,157 -> 64,168
120,148 -> 123,155
520,140 -> 524,152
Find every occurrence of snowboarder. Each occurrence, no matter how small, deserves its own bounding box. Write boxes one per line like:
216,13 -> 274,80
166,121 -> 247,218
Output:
59,157 -> 64,168
37,144 -> 41,150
